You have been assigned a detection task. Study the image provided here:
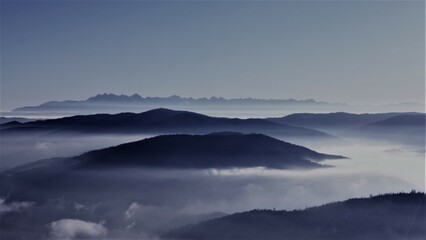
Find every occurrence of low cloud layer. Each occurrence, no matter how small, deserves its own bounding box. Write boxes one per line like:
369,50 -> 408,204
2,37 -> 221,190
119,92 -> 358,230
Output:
0,197 -> 34,214
49,219 -> 107,240
0,166 -> 419,239
0,136 -> 423,239
125,202 -> 141,219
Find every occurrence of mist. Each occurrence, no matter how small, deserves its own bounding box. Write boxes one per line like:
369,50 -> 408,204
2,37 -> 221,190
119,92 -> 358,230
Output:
0,133 -> 153,170
0,112 -> 424,239
1,132 -> 423,239
0,164 -> 418,239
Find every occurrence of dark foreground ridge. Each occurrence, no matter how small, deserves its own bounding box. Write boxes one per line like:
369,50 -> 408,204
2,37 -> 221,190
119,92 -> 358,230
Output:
166,192 -> 426,240
4,133 -> 345,174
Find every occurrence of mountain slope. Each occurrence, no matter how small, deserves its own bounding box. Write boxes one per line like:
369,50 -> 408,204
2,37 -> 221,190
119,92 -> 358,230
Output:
361,114 -> 425,128
1,108 -> 335,140
3,133 -> 345,174
78,133 -> 345,169
0,133 -> 345,203
268,112 -> 423,132
166,192 -> 426,240
0,117 -> 36,124
0,121 -> 24,129
349,115 -> 425,146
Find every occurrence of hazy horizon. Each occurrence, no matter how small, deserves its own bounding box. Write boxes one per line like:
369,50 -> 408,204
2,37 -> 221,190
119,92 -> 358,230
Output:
1,92 -> 424,115
1,1 -> 425,111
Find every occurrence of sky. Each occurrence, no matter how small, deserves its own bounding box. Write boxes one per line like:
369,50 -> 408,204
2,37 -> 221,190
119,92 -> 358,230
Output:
1,0 -> 424,111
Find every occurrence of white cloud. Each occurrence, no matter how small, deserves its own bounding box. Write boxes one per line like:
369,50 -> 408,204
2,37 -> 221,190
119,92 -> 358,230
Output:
125,202 -> 141,219
49,219 -> 107,240
124,221 -> 136,230
0,197 -> 34,214
73,202 -> 91,212
35,142 -> 54,150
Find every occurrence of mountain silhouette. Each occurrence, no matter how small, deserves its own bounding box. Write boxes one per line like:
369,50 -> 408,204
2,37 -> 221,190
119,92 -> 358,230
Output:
362,114 -> 425,128
11,93 -> 424,114
13,93 -> 333,112
166,192 -> 426,240
0,117 -> 35,124
349,114 -> 425,146
268,112 -> 423,132
0,133 -> 345,203
0,121 -> 24,129
1,108 -> 336,140
87,93 -> 144,102
3,133 -> 345,174
78,133 -> 345,169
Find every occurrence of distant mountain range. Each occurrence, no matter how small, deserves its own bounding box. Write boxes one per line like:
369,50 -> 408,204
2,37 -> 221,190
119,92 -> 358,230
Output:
166,192 -> 426,240
0,117 -> 35,124
269,112 -> 425,146
268,112 -> 424,131
351,115 -> 426,146
361,114 -> 425,128
11,93 -> 424,114
12,93 -> 338,112
0,108 -> 336,141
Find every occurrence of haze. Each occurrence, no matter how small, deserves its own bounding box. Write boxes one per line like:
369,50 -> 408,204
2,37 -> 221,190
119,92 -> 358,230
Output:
1,1 -> 424,111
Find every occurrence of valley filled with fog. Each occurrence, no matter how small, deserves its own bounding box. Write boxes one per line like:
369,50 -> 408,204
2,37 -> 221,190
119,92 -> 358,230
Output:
0,108 -> 424,239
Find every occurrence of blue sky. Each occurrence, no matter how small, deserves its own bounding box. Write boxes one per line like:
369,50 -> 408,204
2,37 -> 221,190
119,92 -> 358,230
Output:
1,1 -> 424,110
